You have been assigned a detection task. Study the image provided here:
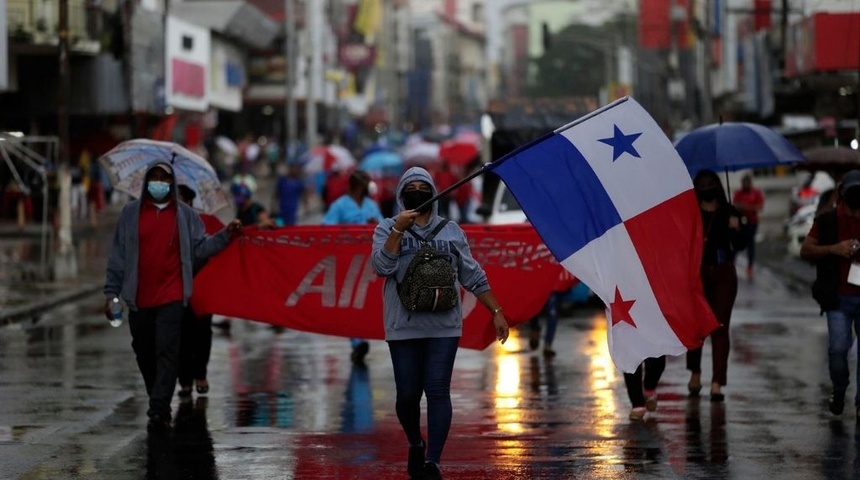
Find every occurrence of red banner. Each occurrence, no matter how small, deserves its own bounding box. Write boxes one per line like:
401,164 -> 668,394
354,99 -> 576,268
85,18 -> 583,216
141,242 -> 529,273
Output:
192,225 -> 563,350
172,58 -> 206,98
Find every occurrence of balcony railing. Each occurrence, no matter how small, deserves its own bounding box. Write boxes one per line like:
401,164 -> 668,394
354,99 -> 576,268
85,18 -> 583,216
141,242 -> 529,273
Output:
7,0 -> 102,53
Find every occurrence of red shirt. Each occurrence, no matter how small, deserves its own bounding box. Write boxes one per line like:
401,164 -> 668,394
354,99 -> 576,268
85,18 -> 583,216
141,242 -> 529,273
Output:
199,213 -> 225,235
325,173 -> 350,207
136,200 -> 183,308
732,188 -> 764,225
434,170 -> 457,192
808,204 -> 860,295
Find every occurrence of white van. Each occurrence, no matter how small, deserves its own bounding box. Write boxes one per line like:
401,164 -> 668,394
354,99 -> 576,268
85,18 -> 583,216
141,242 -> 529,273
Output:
479,182 -> 527,225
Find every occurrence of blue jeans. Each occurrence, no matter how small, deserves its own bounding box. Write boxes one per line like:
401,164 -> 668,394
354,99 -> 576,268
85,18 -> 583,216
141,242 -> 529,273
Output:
826,295 -> 860,405
388,337 -> 459,465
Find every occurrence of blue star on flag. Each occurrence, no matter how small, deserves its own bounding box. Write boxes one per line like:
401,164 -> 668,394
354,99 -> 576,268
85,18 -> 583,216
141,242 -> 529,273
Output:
598,125 -> 642,161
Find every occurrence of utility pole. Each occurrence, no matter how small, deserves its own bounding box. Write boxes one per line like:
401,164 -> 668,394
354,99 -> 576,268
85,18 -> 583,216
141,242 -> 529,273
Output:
284,0 -> 297,160
700,0 -> 714,123
306,0 -> 322,149
55,0 -> 77,279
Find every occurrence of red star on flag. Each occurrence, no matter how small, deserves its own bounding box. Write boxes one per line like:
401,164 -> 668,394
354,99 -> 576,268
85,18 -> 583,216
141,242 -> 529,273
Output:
610,287 -> 636,328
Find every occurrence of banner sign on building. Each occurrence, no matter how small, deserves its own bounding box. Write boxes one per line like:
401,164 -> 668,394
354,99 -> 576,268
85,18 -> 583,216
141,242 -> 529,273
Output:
785,12 -> 860,77
166,16 -> 210,112
209,36 -> 245,112
339,43 -> 377,71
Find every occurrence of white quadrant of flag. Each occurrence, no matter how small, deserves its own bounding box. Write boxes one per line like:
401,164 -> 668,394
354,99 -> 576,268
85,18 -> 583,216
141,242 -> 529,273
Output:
557,100 -> 693,222
561,223 -> 688,372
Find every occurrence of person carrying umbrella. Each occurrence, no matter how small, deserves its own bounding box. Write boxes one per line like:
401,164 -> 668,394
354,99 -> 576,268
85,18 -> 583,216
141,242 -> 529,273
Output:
103,162 -> 242,432
686,170 -> 747,402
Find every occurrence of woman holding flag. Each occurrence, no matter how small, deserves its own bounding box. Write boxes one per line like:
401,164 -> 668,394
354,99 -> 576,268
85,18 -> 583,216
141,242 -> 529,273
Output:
687,169 -> 746,402
371,166 -> 509,480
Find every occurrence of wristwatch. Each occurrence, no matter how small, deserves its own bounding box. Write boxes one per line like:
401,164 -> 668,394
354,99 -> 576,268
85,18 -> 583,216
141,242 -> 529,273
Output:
492,307 -> 503,315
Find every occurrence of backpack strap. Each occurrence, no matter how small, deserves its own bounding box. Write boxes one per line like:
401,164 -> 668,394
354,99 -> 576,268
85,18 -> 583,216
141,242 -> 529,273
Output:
406,220 -> 449,244
425,220 -> 449,241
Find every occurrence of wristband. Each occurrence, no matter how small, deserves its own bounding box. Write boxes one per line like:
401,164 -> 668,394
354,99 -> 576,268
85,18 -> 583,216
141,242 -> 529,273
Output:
391,226 -> 405,235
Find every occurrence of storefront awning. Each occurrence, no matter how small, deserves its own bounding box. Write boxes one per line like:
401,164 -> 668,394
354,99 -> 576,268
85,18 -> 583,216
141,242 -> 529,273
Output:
170,1 -> 279,50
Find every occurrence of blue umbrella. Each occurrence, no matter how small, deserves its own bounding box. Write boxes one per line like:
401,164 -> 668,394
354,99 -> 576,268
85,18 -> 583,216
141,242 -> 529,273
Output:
675,122 -> 806,173
359,151 -> 403,174
99,139 -> 229,213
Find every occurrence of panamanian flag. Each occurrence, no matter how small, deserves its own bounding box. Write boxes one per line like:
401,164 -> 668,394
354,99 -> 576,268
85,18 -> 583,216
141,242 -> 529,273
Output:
487,97 -> 719,372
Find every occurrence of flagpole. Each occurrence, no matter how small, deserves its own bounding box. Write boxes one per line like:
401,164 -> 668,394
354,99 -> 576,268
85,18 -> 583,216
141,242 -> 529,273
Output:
415,165 -> 489,212
416,96 -> 635,212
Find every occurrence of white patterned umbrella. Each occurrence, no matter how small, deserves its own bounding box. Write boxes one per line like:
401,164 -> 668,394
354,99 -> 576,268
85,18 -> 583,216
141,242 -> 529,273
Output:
99,139 -> 229,214
302,145 -> 357,174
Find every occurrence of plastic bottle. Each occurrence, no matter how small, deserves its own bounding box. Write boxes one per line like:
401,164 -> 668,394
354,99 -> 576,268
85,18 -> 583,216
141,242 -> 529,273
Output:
109,297 -> 123,328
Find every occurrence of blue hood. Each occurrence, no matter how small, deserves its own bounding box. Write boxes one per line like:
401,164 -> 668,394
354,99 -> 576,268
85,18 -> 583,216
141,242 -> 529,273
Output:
395,166 -> 438,217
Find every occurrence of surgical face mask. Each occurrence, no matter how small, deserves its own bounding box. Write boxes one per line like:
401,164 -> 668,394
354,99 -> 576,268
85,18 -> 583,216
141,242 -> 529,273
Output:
147,181 -> 171,201
367,181 -> 378,197
402,189 -> 433,213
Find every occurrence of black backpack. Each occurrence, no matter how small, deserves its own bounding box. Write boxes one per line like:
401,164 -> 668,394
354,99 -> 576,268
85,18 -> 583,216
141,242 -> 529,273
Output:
397,220 -> 458,312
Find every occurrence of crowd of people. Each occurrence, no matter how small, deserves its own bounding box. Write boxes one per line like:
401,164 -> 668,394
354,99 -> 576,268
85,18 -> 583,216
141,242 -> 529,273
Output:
104,127 -> 856,480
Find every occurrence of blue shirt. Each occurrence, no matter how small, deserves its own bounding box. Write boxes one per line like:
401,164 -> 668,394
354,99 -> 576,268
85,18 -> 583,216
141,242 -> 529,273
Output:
322,195 -> 382,225
276,176 -> 305,226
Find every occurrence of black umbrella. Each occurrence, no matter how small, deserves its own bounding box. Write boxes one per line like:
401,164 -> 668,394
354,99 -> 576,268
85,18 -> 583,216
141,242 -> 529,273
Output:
795,146 -> 860,173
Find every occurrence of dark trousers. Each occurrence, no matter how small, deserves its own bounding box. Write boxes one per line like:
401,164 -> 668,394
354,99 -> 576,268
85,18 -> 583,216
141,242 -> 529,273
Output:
528,292 -> 561,346
129,301 -> 184,419
687,263 -> 738,386
624,356 -> 666,408
388,337 -> 459,465
178,308 -> 213,387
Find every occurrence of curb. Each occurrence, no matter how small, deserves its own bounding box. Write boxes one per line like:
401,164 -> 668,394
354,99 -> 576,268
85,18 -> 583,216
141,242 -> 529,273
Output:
0,281 -> 102,324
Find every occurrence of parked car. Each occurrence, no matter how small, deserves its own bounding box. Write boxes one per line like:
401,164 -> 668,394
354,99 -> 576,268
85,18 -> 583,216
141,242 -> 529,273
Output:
479,181 -> 526,225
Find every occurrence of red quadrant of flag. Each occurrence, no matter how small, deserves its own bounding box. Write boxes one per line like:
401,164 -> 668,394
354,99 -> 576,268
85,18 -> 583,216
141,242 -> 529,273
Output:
623,190 -> 719,348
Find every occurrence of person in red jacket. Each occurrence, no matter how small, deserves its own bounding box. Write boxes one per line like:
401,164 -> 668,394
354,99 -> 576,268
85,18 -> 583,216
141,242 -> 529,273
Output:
732,174 -> 765,280
104,164 -> 242,432
176,185 -> 225,399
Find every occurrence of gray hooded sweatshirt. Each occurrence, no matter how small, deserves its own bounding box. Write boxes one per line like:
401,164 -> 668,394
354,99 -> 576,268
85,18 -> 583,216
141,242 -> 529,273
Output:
371,167 -> 491,341
103,162 -> 231,310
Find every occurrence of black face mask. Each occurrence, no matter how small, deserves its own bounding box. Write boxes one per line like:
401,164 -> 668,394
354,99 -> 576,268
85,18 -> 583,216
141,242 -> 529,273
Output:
844,188 -> 860,210
402,190 -> 433,213
697,187 -> 720,202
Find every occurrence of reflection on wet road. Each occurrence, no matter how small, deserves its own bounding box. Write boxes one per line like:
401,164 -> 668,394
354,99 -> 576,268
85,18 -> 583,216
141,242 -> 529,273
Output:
0,266 -> 857,479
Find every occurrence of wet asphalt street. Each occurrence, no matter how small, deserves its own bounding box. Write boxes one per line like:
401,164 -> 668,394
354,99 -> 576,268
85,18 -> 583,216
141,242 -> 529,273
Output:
0,258 -> 855,480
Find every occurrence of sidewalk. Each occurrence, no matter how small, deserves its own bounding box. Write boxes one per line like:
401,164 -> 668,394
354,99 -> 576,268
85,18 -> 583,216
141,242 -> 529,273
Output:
0,205 -> 120,323
0,175 -> 326,324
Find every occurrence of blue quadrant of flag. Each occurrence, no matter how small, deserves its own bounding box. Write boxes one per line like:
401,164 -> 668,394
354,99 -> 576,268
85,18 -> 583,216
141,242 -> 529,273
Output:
489,133 -> 622,260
